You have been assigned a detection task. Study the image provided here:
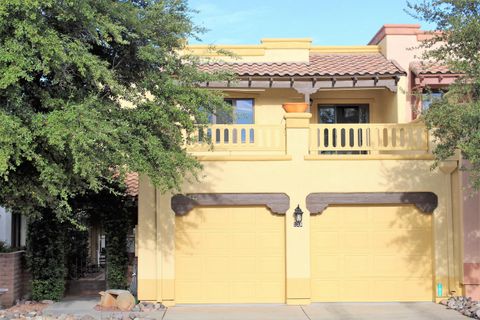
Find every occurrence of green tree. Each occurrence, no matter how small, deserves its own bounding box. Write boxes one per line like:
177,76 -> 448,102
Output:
408,0 -> 480,189
0,0 -> 231,299
0,0 -> 230,219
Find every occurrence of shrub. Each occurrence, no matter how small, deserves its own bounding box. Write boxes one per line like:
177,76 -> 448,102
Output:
0,241 -> 13,253
26,210 -> 66,301
104,208 -> 130,289
31,279 -> 64,301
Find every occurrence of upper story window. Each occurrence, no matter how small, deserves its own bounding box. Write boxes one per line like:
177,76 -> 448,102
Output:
211,98 -> 254,124
422,90 -> 444,111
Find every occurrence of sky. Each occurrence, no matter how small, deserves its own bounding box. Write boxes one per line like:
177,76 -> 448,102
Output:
187,0 -> 436,46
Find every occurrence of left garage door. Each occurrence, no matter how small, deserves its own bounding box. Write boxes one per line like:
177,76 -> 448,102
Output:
175,206 -> 285,303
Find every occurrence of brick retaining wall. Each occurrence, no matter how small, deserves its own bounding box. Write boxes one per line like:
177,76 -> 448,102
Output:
0,251 -> 29,307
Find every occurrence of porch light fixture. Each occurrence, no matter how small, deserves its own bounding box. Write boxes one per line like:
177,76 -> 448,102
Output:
294,205 -> 303,227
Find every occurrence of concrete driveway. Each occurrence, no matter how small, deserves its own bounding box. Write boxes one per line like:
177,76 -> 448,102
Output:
164,302 -> 467,320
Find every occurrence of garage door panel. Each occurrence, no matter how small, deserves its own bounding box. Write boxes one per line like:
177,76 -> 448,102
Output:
344,255 -> 370,276
232,233 -> 256,254
342,231 -> 370,251
230,208 -> 255,227
204,257 -> 231,281
175,281 -> 204,301
311,279 -> 340,301
311,232 -> 339,252
257,232 -> 284,251
256,282 -> 284,301
258,257 -> 284,277
341,206 -> 370,225
312,254 -> 340,273
230,282 -> 255,301
230,257 -> 256,274
340,280 -> 371,300
175,256 -> 203,280
311,205 -> 433,302
204,282 -> 231,302
175,232 -> 202,254
175,206 -> 285,304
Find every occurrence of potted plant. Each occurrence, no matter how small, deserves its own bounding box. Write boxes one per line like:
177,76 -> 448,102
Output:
282,102 -> 309,113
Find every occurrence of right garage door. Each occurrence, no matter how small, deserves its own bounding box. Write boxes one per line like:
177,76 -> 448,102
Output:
311,205 -> 433,302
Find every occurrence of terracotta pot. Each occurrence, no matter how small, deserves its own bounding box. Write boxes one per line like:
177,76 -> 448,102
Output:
282,102 -> 308,113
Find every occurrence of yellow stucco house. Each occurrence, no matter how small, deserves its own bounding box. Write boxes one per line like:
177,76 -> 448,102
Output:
136,24 -> 480,305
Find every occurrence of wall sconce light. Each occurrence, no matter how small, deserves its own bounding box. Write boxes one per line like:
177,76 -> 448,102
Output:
294,205 -> 303,227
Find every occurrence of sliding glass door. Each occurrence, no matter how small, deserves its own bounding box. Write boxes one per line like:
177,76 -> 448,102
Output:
318,104 -> 369,154
318,105 -> 369,124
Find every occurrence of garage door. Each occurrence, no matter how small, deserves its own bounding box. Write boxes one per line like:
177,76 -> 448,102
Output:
175,206 -> 285,303
311,205 -> 433,302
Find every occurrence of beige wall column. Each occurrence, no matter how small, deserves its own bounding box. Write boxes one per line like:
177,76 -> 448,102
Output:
284,112 -> 312,305
156,192 -> 176,306
137,175 -> 158,301
438,160 -> 460,297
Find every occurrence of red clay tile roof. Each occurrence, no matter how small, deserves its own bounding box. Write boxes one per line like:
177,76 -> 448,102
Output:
410,61 -> 455,75
125,172 -> 139,197
199,54 -> 405,77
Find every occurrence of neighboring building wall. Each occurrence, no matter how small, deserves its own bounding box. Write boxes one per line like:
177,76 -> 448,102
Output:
0,251 -> 29,307
461,159 -> 480,299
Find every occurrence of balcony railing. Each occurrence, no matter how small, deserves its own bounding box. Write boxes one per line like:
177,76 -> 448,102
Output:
187,124 -> 286,152
185,123 -> 430,158
309,123 -> 429,154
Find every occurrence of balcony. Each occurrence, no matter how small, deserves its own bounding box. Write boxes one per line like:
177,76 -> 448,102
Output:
186,121 -> 431,160
308,123 -> 429,156
187,124 -> 286,154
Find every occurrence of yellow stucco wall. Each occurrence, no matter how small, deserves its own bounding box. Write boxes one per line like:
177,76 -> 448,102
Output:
137,113 -> 461,305
224,87 -> 403,125
185,38 -> 379,63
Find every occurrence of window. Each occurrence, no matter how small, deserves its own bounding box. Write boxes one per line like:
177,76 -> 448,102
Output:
211,98 -> 254,124
422,91 -> 444,111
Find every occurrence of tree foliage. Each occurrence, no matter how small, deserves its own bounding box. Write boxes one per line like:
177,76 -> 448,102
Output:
0,0 -> 230,218
408,0 -> 480,189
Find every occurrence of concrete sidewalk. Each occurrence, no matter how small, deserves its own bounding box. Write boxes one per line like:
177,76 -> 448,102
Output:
163,302 -> 467,320
44,300 -> 467,320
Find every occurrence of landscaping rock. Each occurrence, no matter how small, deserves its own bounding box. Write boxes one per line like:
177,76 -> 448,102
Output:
131,305 -> 140,312
441,296 -> 480,319
116,292 -> 135,311
99,291 -> 117,309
